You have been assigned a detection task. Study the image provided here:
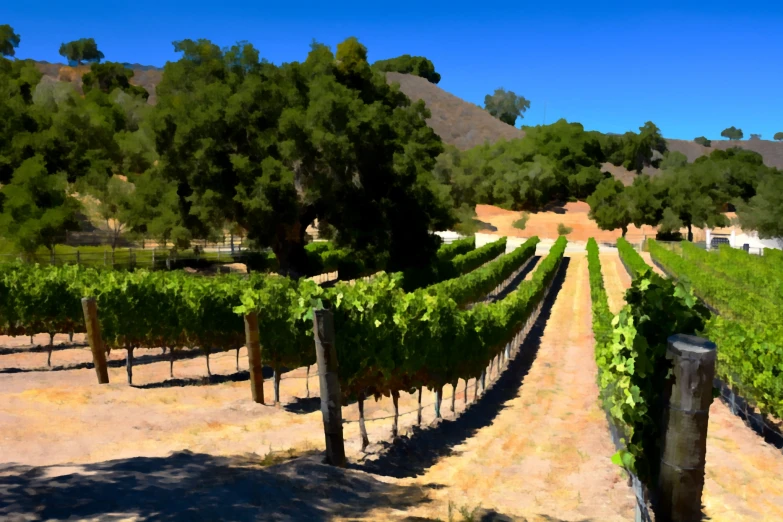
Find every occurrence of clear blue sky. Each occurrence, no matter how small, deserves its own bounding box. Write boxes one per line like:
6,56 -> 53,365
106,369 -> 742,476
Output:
5,1 -> 783,141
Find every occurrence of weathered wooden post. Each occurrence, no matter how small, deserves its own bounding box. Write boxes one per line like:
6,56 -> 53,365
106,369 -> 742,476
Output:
81,298 -> 109,384
657,334 -> 716,522
313,308 -> 346,467
243,311 -> 265,404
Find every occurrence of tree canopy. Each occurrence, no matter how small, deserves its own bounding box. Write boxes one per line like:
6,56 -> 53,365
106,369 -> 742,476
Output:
774,132 -> 783,141
58,38 -> 104,65
0,24 -> 20,58
144,37 -> 453,277
721,126 -> 743,140
484,88 -> 530,126
586,178 -> 632,236
372,54 -> 441,84
82,62 -> 149,99
694,136 -> 711,147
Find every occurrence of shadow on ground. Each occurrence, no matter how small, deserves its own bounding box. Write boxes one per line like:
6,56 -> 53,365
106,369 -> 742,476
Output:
0,451 -> 430,521
284,396 -> 322,414
353,258 -> 569,479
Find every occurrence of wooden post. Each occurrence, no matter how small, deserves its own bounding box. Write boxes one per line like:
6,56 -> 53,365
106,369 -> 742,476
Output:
151,249 -> 156,269
76,250 -> 80,265
657,334 -> 716,522
81,298 -> 109,384
243,312 -> 265,404
313,308 -> 346,467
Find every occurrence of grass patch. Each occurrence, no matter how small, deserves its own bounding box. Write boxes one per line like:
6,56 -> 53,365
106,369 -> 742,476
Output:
557,223 -> 573,236
512,212 -> 530,231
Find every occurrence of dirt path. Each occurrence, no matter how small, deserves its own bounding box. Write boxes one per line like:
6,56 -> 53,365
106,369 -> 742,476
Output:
604,252 -> 783,522
361,254 -> 635,521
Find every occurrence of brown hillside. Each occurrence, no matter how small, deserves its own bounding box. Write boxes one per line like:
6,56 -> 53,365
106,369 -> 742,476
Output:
667,138 -> 783,169
384,72 -> 525,150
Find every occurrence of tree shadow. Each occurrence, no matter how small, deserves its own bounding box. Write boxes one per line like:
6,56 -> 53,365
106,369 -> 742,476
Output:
0,451 -> 430,521
352,259 -> 569,479
0,342 -> 87,356
284,396 -> 321,414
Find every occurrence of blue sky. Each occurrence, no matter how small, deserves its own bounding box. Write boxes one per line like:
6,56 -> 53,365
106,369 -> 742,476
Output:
5,1 -> 783,141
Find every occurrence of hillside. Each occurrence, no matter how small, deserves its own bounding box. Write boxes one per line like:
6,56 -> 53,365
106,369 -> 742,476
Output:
32,62 -> 783,171
384,72 -> 525,150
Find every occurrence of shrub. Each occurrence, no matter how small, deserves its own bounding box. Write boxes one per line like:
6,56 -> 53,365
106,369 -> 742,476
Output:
557,223 -> 572,235
512,213 -> 530,230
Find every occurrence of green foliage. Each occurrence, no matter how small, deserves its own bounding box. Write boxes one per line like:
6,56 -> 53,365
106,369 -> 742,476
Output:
148,37 -> 451,277
592,240 -> 710,483
436,236 -> 475,262
649,239 -> 783,420
556,223 -> 572,236
659,151 -> 688,171
694,136 -> 711,147
774,132 -> 783,141
749,134 -> 762,140
720,126 -> 743,140
58,38 -> 104,65
0,156 -> 81,255
82,62 -> 149,100
737,169 -> 783,239
587,178 -> 631,236
483,88 -> 530,126
0,24 -> 20,58
372,54 -> 441,84
512,213 -> 529,230
434,120 -> 607,211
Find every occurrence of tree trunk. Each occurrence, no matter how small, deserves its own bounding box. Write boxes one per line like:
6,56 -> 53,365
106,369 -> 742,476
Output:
47,332 -> 54,367
464,380 -> 469,405
204,348 -> 211,377
236,347 -> 240,372
161,346 -> 167,355
169,348 -> 175,378
480,369 -> 486,392
474,377 -> 479,401
434,386 -> 443,419
451,383 -> 457,413
126,346 -> 134,385
358,392 -> 369,451
69,331 -> 74,343
687,223 -> 693,242
30,335 -> 34,345
622,225 -> 628,238
392,390 -> 400,439
306,365 -> 310,398
273,367 -> 281,405
417,387 -> 423,425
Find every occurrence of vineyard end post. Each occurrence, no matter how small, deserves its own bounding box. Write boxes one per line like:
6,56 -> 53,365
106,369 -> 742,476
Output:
313,308 -> 346,468
243,311 -> 265,404
657,334 -> 716,522
81,298 -> 109,384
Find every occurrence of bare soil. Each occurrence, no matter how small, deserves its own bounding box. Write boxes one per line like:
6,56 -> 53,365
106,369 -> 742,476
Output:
604,252 -> 783,522
1,254 -> 638,520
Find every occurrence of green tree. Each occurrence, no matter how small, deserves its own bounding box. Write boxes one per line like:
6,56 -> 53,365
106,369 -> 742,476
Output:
720,126 -> 743,140
626,174 -> 667,228
659,151 -> 688,171
82,62 -> 149,100
147,37 -> 453,277
0,155 -> 80,256
587,178 -> 632,237
750,133 -> 762,140
0,24 -> 20,58
774,132 -> 783,141
484,88 -> 531,126
372,54 -> 441,84
694,136 -> 711,147
737,172 -> 783,238
660,162 -> 730,241
58,38 -> 104,65
621,121 -> 667,173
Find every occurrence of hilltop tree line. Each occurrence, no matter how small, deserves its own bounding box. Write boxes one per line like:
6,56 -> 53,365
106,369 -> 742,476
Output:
2,24 -> 782,268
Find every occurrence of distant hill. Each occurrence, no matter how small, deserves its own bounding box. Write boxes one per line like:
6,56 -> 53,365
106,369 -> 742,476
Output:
384,72 -> 525,150
32,62 -> 783,172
